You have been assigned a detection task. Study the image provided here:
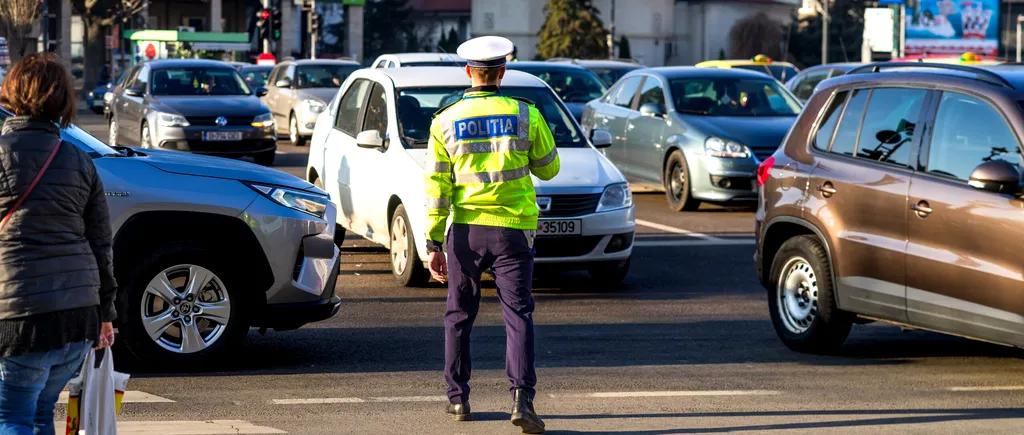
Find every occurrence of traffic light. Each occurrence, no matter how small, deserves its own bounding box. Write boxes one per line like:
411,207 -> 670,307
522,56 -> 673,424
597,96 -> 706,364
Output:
270,6 -> 282,41
309,12 -> 321,34
256,8 -> 271,41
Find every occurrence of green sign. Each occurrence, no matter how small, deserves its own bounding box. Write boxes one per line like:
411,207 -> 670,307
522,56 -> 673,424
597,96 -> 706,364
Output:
343,0 -> 365,4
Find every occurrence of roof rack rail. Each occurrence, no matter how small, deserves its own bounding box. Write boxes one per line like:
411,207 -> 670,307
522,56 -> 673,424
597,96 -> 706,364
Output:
847,61 -> 1014,89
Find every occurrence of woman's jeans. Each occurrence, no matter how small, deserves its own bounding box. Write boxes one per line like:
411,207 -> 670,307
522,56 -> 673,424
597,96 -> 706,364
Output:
0,341 -> 91,435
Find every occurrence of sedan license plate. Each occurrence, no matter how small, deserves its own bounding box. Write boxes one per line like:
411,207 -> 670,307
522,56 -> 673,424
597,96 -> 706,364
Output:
203,131 -> 242,141
539,219 -> 582,236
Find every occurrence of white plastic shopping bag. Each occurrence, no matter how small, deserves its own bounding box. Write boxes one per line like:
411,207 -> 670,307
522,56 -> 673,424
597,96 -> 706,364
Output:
65,348 -> 130,435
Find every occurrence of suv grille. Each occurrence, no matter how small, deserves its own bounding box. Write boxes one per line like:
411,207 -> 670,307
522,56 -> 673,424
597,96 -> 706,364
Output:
534,236 -> 602,258
186,116 -> 255,126
539,193 -> 602,217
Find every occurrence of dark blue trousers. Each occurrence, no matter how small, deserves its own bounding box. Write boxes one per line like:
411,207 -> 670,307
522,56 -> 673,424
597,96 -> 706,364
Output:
444,223 -> 536,405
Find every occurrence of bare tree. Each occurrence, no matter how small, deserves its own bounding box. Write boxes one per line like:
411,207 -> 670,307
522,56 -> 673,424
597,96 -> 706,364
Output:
728,11 -> 784,60
0,0 -> 43,62
71,0 -> 147,90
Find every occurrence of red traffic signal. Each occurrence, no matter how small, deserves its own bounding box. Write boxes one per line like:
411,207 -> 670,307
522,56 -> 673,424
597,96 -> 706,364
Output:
259,9 -> 271,20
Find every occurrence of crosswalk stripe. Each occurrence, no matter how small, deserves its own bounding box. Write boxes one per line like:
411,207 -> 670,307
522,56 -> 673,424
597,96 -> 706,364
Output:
635,219 -> 721,240
272,395 -> 447,405
947,386 -> 1024,392
53,420 -> 285,434
549,390 -> 781,398
57,391 -> 175,404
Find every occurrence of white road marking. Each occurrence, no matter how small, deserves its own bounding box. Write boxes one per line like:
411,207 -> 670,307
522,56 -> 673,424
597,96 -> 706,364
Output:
53,420 -> 286,434
549,390 -> 781,398
635,219 -> 716,240
57,390 -> 175,404
274,396 -> 447,405
947,386 -> 1024,392
367,396 -> 448,402
634,239 -> 756,247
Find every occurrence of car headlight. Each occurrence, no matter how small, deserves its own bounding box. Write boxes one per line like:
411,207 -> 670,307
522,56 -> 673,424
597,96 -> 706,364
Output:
104,92 -> 114,103
595,182 -> 633,212
88,91 -> 95,98
252,112 -> 274,128
247,183 -> 329,218
303,99 -> 326,114
156,113 -> 190,127
704,137 -> 749,158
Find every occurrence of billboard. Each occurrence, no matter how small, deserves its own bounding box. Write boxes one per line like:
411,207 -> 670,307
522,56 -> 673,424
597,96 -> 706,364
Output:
905,0 -> 999,56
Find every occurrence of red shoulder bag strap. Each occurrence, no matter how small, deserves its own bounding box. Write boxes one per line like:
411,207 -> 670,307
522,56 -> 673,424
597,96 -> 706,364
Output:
0,140 -> 62,232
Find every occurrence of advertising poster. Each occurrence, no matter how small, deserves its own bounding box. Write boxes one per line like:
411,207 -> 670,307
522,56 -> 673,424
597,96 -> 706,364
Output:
905,0 -> 1000,56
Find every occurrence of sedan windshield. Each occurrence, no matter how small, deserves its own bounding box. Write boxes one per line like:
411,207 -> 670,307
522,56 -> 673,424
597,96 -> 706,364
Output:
296,65 -> 359,88
730,64 -> 798,82
240,67 -> 272,87
670,77 -> 802,117
395,86 -> 585,149
510,68 -> 607,103
151,67 -> 251,96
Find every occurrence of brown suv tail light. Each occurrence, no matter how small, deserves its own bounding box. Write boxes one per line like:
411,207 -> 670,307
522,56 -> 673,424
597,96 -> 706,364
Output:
756,156 -> 775,187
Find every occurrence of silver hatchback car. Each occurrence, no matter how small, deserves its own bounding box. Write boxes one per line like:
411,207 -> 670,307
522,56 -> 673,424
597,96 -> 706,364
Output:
261,59 -> 361,146
0,109 -> 342,366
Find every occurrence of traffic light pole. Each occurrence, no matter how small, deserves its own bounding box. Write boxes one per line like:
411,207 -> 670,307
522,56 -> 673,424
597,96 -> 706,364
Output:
262,0 -> 271,54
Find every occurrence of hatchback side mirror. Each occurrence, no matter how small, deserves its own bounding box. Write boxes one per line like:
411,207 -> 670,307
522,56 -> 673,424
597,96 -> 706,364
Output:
256,87 -> 268,97
969,160 -> 1021,195
590,129 -> 613,148
639,102 -> 666,118
356,129 -> 385,149
275,78 -> 292,88
124,87 -> 144,97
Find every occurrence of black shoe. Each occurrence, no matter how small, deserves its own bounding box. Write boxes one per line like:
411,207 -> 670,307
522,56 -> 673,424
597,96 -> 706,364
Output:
446,402 -> 472,421
510,388 -> 544,434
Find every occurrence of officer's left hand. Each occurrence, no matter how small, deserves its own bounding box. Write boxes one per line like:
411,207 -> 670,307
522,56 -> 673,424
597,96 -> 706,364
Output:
428,251 -> 448,283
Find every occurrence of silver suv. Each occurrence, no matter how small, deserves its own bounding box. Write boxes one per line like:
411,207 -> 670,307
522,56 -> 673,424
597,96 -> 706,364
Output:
0,109 -> 342,366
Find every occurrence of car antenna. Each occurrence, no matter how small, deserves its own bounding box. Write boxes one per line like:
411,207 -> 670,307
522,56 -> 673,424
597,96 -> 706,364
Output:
437,45 -> 462,68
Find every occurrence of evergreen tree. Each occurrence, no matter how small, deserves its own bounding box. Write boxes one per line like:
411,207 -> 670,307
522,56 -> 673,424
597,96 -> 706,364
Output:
439,27 -> 461,54
617,35 -> 631,59
536,0 -> 609,60
364,0 -> 415,60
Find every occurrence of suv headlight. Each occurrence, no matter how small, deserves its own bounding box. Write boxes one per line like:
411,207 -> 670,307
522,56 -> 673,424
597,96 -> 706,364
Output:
595,183 -> 633,212
704,137 -> 749,158
303,99 -> 326,114
247,183 -> 329,218
156,113 -> 190,127
252,112 -> 274,128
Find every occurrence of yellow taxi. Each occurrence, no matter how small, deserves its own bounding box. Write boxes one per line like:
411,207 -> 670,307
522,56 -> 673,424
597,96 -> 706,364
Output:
696,55 -> 800,82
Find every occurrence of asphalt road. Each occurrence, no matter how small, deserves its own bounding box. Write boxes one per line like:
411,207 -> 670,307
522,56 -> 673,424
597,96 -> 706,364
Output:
67,112 -> 1024,434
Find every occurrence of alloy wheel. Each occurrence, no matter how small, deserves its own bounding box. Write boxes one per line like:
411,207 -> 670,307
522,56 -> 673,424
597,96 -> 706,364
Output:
776,256 -> 819,334
141,125 -> 151,149
390,215 -> 409,275
290,116 -> 299,144
669,163 -> 686,200
109,121 -> 118,147
140,264 -> 231,354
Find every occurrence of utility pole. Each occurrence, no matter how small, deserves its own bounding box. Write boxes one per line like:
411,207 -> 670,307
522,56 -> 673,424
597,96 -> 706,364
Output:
42,0 -> 49,52
1017,15 -> 1023,63
608,0 -> 616,59
311,0 -> 317,59
262,0 -> 270,54
821,0 -> 828,64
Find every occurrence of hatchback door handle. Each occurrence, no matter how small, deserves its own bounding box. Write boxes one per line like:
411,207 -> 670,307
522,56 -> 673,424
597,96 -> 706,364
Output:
911,201 -> 933,216
817,183 -> 836,197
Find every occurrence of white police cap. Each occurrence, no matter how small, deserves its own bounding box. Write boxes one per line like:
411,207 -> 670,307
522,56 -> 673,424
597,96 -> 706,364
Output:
456,36 -> 514,68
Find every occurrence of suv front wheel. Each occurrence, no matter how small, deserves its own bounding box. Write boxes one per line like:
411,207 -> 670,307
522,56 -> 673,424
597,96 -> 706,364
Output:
768,235 -> 853,354
120,245 -> 250,366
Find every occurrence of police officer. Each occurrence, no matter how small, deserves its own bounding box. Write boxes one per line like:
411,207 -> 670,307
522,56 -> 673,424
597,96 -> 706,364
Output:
507,44 -> 519,62
424,36 -> 559,434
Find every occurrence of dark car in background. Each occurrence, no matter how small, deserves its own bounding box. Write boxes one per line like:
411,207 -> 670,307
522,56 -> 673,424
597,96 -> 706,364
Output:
547,58 -> 645,87
506,61 -> 608,121
581,67 -> 801,211
107,59 -> 277,165
784,63 -> 860,103
240,65 -> 274,88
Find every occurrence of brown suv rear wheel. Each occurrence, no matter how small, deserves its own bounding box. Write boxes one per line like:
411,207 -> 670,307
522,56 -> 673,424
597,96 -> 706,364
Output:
768,235 -> 853,353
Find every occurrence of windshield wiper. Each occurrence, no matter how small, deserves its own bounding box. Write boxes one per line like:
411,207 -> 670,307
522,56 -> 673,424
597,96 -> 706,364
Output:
678,109 -> 710,115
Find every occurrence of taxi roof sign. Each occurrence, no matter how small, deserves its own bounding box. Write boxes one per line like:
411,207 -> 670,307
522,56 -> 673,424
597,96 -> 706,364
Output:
751,54 -> 772,64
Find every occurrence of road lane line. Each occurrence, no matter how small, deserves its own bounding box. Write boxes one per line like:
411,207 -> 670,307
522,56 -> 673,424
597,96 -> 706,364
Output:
635,219 -> 719,240
272,397 -> 366,404
549,390 -> 781,398
367,396 -> 448,402
58,390 -> 175,404
947,386 -> 1024,392
54,420 -> 287,434
634,239 -> 755,247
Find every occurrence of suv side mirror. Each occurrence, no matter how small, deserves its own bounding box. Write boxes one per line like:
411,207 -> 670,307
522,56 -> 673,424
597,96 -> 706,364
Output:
639,102 -> 665,118
275,78 -> 292,88
590,129 -> 613,148
969,160 -> 1021,195
255,87 -> 268,97
124,87 -> 144,97
356,129 -> 385,149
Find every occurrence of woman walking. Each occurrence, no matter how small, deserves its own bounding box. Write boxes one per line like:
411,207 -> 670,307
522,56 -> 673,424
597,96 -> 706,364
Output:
0,53 -> 118,435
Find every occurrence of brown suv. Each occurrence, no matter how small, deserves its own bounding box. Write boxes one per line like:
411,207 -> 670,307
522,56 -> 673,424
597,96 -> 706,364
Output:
755,63 -> 1024,353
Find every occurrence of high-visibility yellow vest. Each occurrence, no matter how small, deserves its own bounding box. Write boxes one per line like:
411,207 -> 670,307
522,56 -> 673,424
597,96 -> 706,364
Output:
424,87 -> 560,245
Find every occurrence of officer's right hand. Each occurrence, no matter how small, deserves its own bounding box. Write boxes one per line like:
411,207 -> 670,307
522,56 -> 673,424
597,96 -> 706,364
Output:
428,251 -> 448,283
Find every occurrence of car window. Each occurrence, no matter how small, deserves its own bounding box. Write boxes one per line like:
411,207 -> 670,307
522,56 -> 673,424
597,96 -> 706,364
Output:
614,76 -> 642,109
927,92 -> 1021,181
151,67 -> 251,96
387,61 -> 397,68
335,79 -> 372,135
511,68 -> 607,103
637,76 -> 666,107
855,88 -> 926,167
395,86 -> 585,149
668,77 -> 801,116
240,68 -> 271,88
813,91 -> 848,151
133,66 -> 150,91
794,70 -> 829,101
731,64 -> 797,82
268,65 -> 284,84
297,64 -> 359,88
285,65 -> 296,81
361,83 -> 389,135
589,67 -> 638,88
829,89 -> 869,156
122,66 -> 141,90
373,59 -> 387,69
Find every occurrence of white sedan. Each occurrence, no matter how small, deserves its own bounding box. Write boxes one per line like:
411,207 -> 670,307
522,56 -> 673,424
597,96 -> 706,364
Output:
306,67 -> 635,287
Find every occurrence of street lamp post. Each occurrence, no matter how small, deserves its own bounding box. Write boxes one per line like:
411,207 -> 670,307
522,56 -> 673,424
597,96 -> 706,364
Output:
1017,14 -> 1023,63
799,0 -> 830,65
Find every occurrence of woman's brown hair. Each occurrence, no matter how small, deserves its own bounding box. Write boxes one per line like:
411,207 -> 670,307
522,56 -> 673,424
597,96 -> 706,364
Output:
0,53 -> 76,128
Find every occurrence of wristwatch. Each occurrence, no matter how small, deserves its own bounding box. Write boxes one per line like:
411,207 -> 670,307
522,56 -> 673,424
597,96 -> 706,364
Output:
426,240 -> 444,253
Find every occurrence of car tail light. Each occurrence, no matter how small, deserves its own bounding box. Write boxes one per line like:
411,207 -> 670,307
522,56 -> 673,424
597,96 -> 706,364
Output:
756,156 -> 775,187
